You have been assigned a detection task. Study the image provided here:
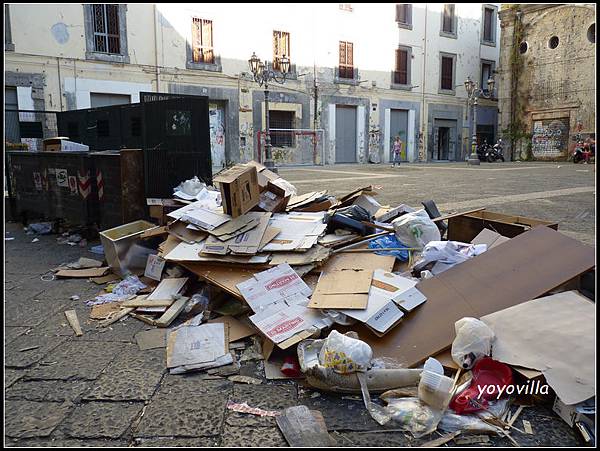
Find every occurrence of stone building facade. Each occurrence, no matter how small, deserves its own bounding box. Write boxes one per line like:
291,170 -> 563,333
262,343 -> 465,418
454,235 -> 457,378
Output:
5,3 -> 500,166
497,4 -> 596,161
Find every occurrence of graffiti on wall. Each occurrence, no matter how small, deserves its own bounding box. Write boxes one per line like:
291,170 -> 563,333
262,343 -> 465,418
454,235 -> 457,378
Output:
531,118 -> 570,158
368,126 -> 381,163
209,104 -> 226,167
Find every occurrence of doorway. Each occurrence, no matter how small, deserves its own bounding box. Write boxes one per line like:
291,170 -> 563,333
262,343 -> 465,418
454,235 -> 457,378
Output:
335,105 -> 357,163
432,119 -> 457,160
390,109 -> 409,161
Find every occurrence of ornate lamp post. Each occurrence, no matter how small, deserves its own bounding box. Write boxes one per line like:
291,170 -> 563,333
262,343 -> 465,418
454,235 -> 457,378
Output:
248,52 -> 290,173
465,75 -> 495,165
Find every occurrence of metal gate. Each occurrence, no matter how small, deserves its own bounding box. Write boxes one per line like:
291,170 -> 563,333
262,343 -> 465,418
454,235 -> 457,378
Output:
335,105 -> 357,163
142,96 -> 212,198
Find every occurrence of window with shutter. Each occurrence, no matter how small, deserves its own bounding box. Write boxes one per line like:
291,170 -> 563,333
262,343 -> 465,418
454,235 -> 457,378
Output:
394,49 -> 408,85
442,4 -> 455,34
441,56 -> 454,90
483,8 -> 494,42
273,31 -> 290,72
192,18 -> 214,64
339,41 -> 354,79
396,4 -> 411,26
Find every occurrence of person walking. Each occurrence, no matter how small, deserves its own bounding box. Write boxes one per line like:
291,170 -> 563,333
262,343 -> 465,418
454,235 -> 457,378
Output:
391,136 -> 403,167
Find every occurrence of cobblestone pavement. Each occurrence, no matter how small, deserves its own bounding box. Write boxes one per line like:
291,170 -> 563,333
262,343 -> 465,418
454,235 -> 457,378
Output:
4,162 -> 594,447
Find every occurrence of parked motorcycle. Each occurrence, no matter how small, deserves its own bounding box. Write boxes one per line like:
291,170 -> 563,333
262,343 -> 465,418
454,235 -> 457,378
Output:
572,138 -> 594,164
477,140 -> 492,161
486,139 -> 505,162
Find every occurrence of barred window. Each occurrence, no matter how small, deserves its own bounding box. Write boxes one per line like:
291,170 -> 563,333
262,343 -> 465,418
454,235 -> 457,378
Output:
273,30 -> 290,72
339,41 -> 354,79
92,4 -> 121,54
483,7 -> 494,42
192,18 -> 214,64
270,111 -> 295,147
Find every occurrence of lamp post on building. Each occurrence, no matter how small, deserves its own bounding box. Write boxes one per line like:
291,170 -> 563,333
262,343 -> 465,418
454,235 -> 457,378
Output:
248,52 -> 290,173
464,75 -> 495,165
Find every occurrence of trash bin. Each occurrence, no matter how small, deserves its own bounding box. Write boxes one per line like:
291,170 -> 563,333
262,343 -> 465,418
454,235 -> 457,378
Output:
99,219 -> 156,277
92,149 -> 145,229
6,151 -> 51,222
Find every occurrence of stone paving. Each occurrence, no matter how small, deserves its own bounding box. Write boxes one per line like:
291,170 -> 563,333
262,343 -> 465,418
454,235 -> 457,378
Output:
4,162 -> 594,447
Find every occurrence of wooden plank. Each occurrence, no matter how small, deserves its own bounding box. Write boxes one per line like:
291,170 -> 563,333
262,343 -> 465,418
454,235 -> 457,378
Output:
129,312 -> 158,326
64,310 -> 83,336
98,307 -> 135,328
419,431 -> 460,447
155,296 -> 189,328
122,295 -> 174,308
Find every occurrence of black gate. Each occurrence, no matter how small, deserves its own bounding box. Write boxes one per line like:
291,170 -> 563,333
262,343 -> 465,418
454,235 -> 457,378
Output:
142,96 -> 211,198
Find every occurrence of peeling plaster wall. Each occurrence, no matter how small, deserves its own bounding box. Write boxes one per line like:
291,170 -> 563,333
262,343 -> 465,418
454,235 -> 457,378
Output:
498,4 -> 596,161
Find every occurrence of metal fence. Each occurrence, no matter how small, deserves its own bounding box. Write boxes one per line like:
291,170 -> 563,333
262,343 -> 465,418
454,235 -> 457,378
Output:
257,129 -> 325,166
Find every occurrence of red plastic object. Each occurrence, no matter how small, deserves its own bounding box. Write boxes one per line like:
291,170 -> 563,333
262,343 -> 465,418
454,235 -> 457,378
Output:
450,357 -> 513,414
280,356 -> 302,377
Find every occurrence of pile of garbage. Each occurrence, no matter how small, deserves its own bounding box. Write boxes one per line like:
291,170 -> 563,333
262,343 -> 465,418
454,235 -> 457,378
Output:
49,160 -> 596,446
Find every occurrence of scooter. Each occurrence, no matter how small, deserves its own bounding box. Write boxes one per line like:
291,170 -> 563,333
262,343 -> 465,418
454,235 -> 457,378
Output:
572,139 -> 586,163
485,139 -> 505,162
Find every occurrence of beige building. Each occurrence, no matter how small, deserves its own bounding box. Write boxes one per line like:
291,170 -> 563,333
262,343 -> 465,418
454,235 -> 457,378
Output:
497,4 -> 596,161
5,3 -> 501,166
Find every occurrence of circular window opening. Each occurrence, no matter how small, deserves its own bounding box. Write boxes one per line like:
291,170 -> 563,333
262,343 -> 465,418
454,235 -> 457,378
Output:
548,36 -> 559,49
519,41 -> 528,54
588,24 -> 595,43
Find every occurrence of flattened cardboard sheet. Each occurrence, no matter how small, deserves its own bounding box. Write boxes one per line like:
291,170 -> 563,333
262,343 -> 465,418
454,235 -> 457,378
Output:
337,226 -> 595,368
481,291 -> 595,405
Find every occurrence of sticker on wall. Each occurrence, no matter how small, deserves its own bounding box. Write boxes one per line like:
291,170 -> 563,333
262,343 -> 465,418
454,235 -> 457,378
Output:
33,172 -> 42,191
78,170 -> 92,199
41,170 -> 49,191
96,169 -> 104,201
68,176 -> 78,194
56,169 -> 69,187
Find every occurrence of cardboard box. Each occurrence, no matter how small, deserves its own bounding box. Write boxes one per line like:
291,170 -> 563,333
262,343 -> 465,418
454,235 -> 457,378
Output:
245,161 -> 280,192
147,199 -> 181,225
255,181 -> 290,213
43,137 -> 89,152
214,164 -> 260,217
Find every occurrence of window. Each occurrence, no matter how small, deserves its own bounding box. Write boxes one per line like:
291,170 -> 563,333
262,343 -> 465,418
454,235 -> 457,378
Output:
441,4 -> 456,37
192,18 -> 214,64
84,4 -> 128,63
440,53 -> 456,92
480,60 -> 495,96
273,30 -> 290,72
396,4 -> 412,28
5,4 -> 14,51
482,5 -> 497,45
90,93 -> 131,108
269,111 -> 295,147
91,4 -> 121,53
393,47 -> 410,86
338,41 -> 354,79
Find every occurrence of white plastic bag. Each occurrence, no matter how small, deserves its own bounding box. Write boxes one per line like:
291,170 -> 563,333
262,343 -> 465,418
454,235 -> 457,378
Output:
451,317 -> 495,369
392,210 -> 440,250
318,330 -> 372,374
383,397 -> 444,438
420,241 -> 487,270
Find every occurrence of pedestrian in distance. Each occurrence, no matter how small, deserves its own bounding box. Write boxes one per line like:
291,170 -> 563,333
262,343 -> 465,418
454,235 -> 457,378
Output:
391,136 -> 403,167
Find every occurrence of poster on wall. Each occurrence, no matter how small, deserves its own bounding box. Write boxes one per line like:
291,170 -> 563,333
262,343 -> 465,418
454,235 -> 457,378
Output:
56,169 -> 69,187
68,176 -> 78,194
33,172 -> 42,191
531,118 -> 570,159
209,103 -> 226,168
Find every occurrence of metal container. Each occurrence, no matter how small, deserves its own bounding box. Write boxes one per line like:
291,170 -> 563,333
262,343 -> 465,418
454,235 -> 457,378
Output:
6,151 -> 50,222
91,149 -> 145,229
99,219 -> 156,277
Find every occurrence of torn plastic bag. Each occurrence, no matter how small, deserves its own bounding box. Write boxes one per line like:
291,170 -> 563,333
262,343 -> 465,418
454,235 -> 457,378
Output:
417,240 -> 487,274
319,330 -> 372,374
298,338 -> 421,394
86,275 -> 147,306
379,397 -> 444,438
368,235 -> 409,261
174,176 -> 206,198
27,222 -> 53,235
392,209 -> 440,250
438,411 -> 504,434
451,317 -> 495,369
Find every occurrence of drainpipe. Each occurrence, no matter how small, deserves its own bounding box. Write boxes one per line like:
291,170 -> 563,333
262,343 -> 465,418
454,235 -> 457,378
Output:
57,57 -> 64,111
420,4 -> 428,162
154,5 -> 160,93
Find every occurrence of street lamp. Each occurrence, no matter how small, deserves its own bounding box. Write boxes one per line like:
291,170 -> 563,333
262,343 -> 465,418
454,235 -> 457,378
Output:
248,52 -> 290,173
464,75 -> 495,165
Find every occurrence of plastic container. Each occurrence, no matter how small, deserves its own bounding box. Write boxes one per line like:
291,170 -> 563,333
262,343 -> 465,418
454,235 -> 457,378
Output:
99,220 -> 156,277
449,357 -> 513,414
418,370 -> 454,410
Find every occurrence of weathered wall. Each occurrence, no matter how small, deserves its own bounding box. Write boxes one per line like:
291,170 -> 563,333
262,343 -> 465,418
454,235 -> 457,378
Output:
6,3 -> 502,164
498,4 -> 596,161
